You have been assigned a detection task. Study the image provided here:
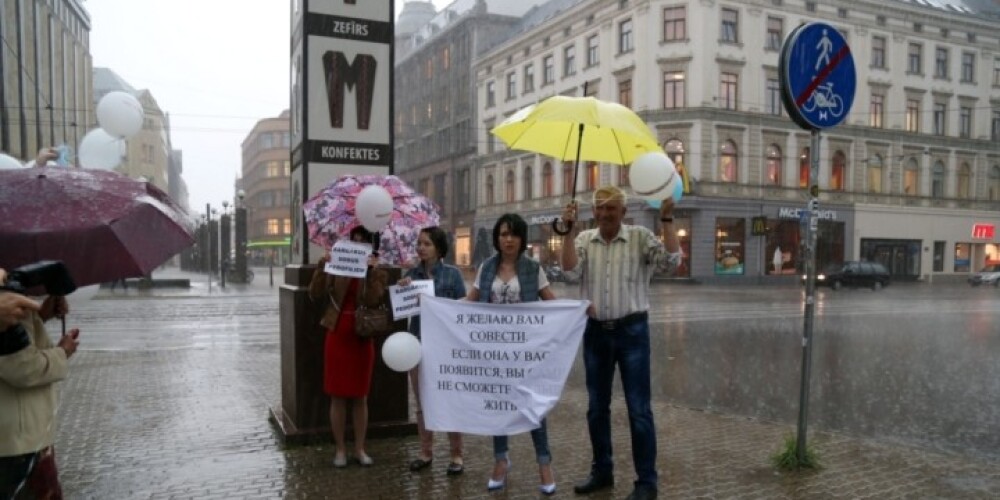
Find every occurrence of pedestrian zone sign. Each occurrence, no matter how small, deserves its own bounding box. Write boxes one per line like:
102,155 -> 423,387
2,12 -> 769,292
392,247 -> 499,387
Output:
780,23 -> 856,130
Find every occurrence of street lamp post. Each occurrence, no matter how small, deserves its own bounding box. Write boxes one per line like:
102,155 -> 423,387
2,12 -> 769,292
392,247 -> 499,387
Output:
235,190 -> 248,284
204,203 -> 213,293
220,200 -> 232,289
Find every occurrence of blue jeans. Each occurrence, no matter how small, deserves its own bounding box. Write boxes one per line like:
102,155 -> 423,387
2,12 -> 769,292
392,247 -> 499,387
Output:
493,418 -> 551,464
583,317 -> 657,487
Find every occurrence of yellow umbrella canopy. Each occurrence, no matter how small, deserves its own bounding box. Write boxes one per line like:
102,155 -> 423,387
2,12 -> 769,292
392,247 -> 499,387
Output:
490,95 -> 662,166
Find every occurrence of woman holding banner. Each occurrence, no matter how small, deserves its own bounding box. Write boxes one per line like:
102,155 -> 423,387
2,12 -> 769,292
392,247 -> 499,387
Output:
309,226 -> 388,468
397,227 -> 468,475
466,214 -> 558,495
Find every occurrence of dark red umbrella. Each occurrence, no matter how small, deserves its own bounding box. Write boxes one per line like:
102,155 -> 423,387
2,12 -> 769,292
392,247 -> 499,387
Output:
0,167 -> 196,287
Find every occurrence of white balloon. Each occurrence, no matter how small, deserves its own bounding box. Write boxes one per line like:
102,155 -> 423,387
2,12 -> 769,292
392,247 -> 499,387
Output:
96,91 -> 145,138
355,185 -> 393,232
381,332 -> 422,372
629,152 -> 680,201
78,128 -> 123,170
0,153 -> 25,169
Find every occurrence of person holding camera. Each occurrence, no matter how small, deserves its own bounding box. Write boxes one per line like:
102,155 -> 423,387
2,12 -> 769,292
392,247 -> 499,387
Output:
0,267 -> 80,498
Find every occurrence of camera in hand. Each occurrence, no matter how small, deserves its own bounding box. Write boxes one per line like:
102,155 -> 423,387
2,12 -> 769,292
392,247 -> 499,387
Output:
1,261 -> 76,355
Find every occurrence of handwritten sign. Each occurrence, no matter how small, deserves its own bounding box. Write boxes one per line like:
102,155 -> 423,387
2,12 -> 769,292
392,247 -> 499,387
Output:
325,240 -> 372,277
418,296 -> 589,435
388,279 -> 434,320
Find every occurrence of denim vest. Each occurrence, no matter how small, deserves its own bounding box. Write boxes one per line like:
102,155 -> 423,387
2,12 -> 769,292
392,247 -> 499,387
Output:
476,254 -> 540,303
404,260 -> 467,337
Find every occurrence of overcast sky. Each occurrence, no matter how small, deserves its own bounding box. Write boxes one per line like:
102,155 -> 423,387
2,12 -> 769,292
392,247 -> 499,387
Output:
87,0 -> 453,215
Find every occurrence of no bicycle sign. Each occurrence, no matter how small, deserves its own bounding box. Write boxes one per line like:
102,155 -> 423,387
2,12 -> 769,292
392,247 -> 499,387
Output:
779,23 -> 856,130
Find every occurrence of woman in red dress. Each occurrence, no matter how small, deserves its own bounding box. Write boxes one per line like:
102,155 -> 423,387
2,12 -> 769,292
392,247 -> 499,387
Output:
309,226 -> 390,467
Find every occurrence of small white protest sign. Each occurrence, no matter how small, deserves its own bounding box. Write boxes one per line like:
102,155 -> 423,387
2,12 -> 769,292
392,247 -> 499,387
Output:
388,279 -> 435,320
325,240 -> 372,277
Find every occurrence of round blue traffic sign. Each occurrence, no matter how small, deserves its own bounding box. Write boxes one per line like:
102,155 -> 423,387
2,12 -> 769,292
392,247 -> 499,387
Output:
779,23 -> 856,130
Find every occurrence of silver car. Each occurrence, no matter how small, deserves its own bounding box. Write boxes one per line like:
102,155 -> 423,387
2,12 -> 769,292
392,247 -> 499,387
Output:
968,264 -> 1000,287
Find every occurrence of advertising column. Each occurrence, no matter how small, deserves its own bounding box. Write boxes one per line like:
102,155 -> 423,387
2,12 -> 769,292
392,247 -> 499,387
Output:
275,0 -> 411,443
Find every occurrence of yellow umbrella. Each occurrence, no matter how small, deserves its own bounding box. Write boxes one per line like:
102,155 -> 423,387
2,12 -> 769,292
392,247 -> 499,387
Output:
490,95 -> 662,232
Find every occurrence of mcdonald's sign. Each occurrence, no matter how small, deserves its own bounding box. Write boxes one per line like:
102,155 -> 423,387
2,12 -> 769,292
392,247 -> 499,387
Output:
751,216 -> 768,236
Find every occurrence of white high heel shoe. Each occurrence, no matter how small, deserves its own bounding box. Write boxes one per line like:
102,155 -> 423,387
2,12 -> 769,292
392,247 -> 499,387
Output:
486,457 -> 511,491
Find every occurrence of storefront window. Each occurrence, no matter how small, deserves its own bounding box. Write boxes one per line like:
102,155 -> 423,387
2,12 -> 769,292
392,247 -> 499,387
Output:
933,241 -> 944,272
861,238 -> 921,279
954,243 -> 971,272
815,221 -> 846,271
670,216 -> 691,277
766,220 -> 799,275
714,217 -> 745,274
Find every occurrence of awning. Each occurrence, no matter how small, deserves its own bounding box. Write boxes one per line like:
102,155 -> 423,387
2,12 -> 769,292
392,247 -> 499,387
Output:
247,237 -> 291,248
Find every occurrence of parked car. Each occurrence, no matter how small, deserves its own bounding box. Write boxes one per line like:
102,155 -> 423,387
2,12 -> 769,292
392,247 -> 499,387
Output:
968,264 -> 1000,287
803,261 -> 891,290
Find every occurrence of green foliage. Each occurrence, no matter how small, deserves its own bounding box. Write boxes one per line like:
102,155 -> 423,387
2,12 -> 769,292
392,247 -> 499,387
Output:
771,434 -> 820,471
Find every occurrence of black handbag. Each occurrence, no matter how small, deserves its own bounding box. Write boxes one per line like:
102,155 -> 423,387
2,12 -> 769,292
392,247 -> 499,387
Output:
354,304 -> 393,338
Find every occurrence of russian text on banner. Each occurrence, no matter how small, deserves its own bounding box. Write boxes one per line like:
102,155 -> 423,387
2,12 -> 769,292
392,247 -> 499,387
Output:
419,295 -> 589,435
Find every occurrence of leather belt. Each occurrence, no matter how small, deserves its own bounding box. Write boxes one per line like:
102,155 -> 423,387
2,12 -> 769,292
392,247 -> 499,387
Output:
589,311 -> 648,331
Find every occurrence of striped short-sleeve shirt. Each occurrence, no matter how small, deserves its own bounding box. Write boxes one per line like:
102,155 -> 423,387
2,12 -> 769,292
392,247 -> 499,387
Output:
563,224 -> 681,321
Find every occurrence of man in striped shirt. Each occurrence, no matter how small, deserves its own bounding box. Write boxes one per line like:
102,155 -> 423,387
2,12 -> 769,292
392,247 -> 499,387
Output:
560,186 -> 680,500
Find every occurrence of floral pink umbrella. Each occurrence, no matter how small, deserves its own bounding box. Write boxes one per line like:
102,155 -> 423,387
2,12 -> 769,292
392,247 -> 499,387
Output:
302,175 -> 440,266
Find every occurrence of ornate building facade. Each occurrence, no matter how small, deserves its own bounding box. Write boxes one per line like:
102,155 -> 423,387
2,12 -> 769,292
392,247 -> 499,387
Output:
474,0 -> 1000,283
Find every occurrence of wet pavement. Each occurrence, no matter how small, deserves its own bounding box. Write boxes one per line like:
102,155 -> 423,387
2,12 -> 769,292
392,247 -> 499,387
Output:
50,267 -> 999,498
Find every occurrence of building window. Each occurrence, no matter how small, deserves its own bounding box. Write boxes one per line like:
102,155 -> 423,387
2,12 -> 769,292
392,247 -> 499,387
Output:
563,45 -> 576,76
720,72 -> 738,110
663,6 -> 686,41
586,35 -> 599,66
618,19 -> 634,53
457,168 -> 471,212
524,64 -> 535,93
992,110 -> 1000,140
957,163 -> 971,199
934,47 -> 949,78
766,17 -> 783,51
905,99 -> 920,133
799,147 -> 810,188
666,139 -> 687,190
543,55 -> 555,84
989,165 -> 1000,201
766,78 -> 781,115
867,154 -> 883,193
586,162 -> 599,191
831,150 -> 846,191
663,72 -> 685,109
765,144 -> 782,186
721,8 -> 740,43
961,52 -> 976,82
908,43 -> 923,74
993,58 -> 1000,86
267,219 -> 280,235
933,241 -> 945,272
486,175 -> 495,205
720,140 -> 738,182
714,217 -> 745,275
505,170 -> 516,203
871,36 -> 886,69
506,72 -> 516,100
486,81 -> 496,107
959,106 -> 972,138
619,79 -> 632,108
562,162 -> 574,195
721,8 -> 739,43
870,92 -> 884,128
931,161 -> 945,198
542,162 -> 553,197
933,102 -> 946,136
904,158 -> 919,195
283,219 -> 292,235
523,166 -> 533,200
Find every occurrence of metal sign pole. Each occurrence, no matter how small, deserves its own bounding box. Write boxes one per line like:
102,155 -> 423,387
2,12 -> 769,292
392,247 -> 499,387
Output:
796,129 -> 821,462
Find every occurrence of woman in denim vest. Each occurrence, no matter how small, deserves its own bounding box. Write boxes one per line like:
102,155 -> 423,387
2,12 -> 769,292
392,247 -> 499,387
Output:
397,227 -> 467,475
466,213 -> 558,495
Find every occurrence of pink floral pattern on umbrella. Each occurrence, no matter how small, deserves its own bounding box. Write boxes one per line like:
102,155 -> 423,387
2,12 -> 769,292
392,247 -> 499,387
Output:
302,175 -> 440,266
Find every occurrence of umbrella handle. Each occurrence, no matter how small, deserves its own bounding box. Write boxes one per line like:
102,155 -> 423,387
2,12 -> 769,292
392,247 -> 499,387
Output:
552,218 -> 573,235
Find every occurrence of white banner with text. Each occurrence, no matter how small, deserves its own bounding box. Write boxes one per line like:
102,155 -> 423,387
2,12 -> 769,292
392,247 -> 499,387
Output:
419,296 -> 589,435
